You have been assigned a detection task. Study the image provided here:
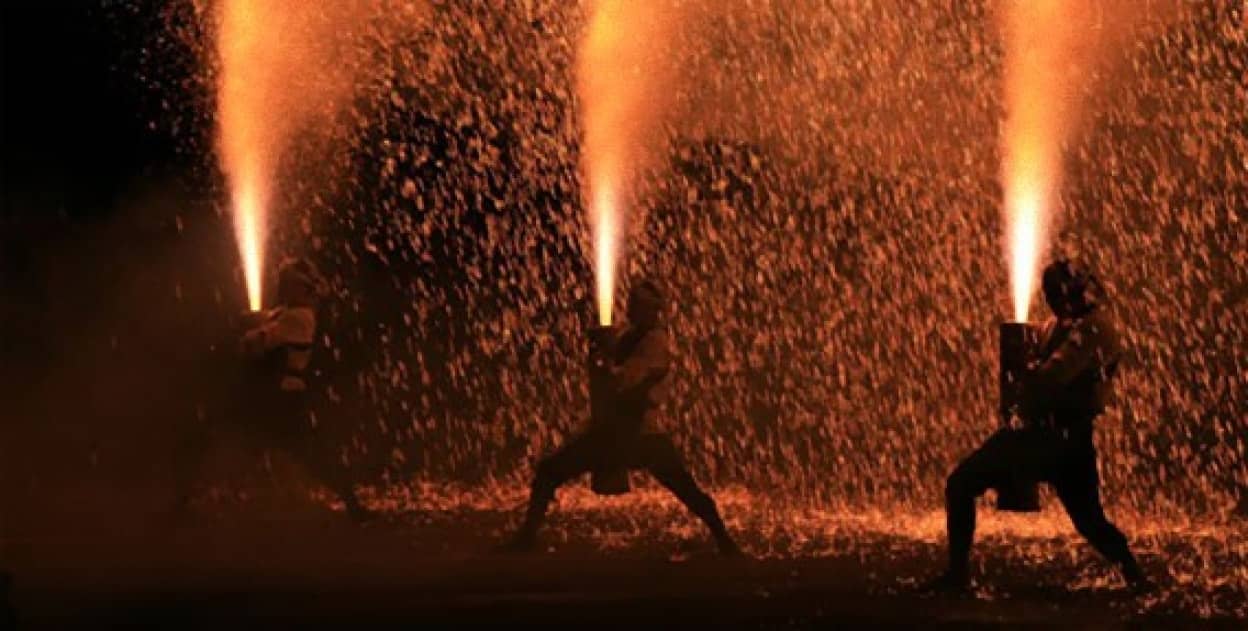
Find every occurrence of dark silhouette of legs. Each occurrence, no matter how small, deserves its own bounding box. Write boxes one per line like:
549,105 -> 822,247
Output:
510,434 -> 602,547
1051,447 -> 1147,586
937,428 -> 1150,591
507,432 -> 737,553
943,430 -> 1023,581
635,434 -> 737,552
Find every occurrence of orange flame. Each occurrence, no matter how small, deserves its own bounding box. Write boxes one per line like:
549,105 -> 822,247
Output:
233,174 -> 265,312
217,0 -> 271,312
580,0 -> 629,327
579,0 -> 679,327
592,178 -> 620,326
1005,168 -> 1048,323
1002,0 -> 1072,322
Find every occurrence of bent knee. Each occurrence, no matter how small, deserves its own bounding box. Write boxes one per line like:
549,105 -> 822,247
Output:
534,458 -> 562,486
945,470 -> 972,503
1071,513 -> 1121,540
946,466 -> 995,506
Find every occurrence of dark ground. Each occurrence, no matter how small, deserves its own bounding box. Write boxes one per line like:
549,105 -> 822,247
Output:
4,480 -> 1244,629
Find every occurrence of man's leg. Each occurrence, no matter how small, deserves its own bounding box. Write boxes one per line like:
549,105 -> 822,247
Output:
636,434 -> 739,554
1051,446 -> 1149,589
507,434 -> 600,548
170,417 -> 213,519
275,396 -> 375,522
939,430 -> 1027,585
295,442 -> 374,522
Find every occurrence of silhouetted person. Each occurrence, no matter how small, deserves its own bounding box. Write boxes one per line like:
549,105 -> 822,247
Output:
503,280 -> 739,554
172,258 -> 373,523
928,260 -> 1151,592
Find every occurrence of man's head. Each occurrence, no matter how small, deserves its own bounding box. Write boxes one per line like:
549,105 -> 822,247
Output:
276,257 -> 323,307
626,279 -> 665,328
1042,259 -> 1098,318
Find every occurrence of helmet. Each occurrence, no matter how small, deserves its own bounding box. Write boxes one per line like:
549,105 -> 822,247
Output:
277,257 -> 327,299
629,279 -> 665,311
1042,259 -> 1099,317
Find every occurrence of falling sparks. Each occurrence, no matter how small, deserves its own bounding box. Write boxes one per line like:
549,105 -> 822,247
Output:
127,1 -> 1248,617
214,0 -> 385,311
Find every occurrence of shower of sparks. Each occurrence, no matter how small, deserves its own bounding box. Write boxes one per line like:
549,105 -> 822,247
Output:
578,0 -> 680,326
1007,187 -> 1044,322
592,180 -> 620,326
1002,0 -> 1070,323
234,179 -> 265,311
217,0 -> 269,312
128,1 -> 1248,618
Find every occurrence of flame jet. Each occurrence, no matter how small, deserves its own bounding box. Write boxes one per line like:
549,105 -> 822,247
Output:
215,0 -> 375,310
217,0 -> 278,311
577,0 -> 681,325
1001,0 -> 1080,323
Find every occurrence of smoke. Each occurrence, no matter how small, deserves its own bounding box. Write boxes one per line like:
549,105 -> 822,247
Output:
578,0 -> 687,325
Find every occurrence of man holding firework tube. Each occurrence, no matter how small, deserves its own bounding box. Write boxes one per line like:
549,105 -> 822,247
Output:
172,257 -> 374,524
929,260 -> 1151,592
502,280 -> 739,555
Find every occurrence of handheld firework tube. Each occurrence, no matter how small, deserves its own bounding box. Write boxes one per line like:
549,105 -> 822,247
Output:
587,325 -> 630,495
997,321 -> 1042,512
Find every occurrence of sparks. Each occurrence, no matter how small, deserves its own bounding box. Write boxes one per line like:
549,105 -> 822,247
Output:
1006,181 -> 1046,322
593,178 -> 620,326
578,0 -> 678,327
217,0 -> 269,312
1002,0 -> 1071,323
233,175 -> 265,312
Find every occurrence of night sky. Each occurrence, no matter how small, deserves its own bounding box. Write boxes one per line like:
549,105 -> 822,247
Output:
3,1 -> 183,225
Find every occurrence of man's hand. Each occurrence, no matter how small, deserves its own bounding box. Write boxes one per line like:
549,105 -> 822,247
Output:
238,329 -> 266,358
586,326 -> 619,369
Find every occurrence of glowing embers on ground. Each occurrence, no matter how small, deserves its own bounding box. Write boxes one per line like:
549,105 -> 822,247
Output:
335,482 -> 1248,619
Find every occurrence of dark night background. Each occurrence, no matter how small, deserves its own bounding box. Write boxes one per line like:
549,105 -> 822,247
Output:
3,1 -> 193,224
2,0 -> 231,528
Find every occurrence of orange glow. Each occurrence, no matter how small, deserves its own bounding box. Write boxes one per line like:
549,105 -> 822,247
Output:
579,0 -> 630,327
217,0 -> 271,312
592,178 -> 620,326
578,0 -> 677,327
1006,182 -> 1046,323
234,175 -> 265,311
1002,0 -> 1072,322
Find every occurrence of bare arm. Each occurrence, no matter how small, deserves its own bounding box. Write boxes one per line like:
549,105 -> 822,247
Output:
1031,313 -> 1117,391
611,329 -> 670,393
241,309 -> 315,358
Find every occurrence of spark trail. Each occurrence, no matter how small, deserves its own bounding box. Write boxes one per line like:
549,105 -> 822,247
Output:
578,0 -> 682,324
